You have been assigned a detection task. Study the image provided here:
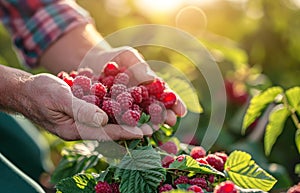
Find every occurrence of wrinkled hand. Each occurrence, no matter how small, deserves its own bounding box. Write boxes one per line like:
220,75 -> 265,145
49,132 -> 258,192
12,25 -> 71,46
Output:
22,73 -> 153,141
80,46 -> 187,126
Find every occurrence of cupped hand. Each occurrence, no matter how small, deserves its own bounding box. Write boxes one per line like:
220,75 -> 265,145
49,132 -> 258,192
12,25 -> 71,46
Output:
22,73 -> 152,141
80,46 -> 187,126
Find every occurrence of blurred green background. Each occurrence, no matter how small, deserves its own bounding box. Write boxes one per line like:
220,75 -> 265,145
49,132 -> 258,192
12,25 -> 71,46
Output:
1,0 -> 299,191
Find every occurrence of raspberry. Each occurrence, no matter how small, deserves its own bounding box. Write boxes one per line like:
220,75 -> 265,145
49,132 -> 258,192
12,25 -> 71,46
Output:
110,84 -> 127,99
159,184 -> 173,193
101,75 -> 115,89
71,85 -> 84,99
145,78 -> 165,95
78,67 -> 94,78
114,72 -> 130,85
121,109 -> 141,126
140,96 -> 157,112
208,174 -> 215,184
63,76 -> 73,87
205,154 -> 224,171
213,181 -> 238,193
187,185 -> 204,193
190,146 -> 206,159
90,83 -> 107,99
73,75 -> 92,94
176,155 -> 186,162
132,104 -> 142,114
159,91 -> 177,108
57,71 -> 69,79
174,176 -> 189,186
159,141 -> 178,155
116,92 -> 134,111
103,62 -> 120,76
161,155 -> 175,168
101,99 -> 121,117
110,182 -> 120,193
69,70 -> 78,78
139,85 -> 149,100
129,86 -> 143,103
189,178 -> 207,189
287,183 -> 300,193
214,152 -> 228,163
95,181 -> 112,193
195,158 -> 208,165
82,95 -> 101,106
148,103 -> 165,124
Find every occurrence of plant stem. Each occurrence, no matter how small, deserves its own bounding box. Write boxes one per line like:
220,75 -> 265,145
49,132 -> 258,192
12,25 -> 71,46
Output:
124,140 -> 132,158
283,95 -> 300,130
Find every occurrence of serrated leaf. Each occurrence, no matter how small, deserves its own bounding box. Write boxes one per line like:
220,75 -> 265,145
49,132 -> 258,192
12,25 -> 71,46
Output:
296,129 -> 300,154
169,156 -> 225,177
286,86 -> 300,116
115,146 -> 166,193
238,187 -> 267,193
242,86 -> 283,134
225,151 -> 277,191
264,106 -> 290,156
56,173 -> 96,193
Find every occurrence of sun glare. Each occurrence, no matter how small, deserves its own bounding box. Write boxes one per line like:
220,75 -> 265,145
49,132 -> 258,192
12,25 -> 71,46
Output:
134,0 -> 184,14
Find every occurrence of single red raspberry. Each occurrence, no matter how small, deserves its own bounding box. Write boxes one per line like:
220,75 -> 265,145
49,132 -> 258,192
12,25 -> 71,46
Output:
63,76 -> 74,87
190,146 -> 206,159
82,95 -> 101,106
208,174 -> 215,184
148,103 -> 165,124
214,152 -> 228,163
205,154 -> 224,171
101,99 -> 121,117
77,67 -> 94,78
69,70 -> 78,78
189,178 -> 207,189
103,62 -> 120,76
140,96 -> 158,112
116,92 -> 134,111
287,183 -> 300,193
114,72 -> 130,85
57,71 -> 69,79
110,182 -> 120,193
213,181 -> 238,193
139,85 -> 149,100
71,85 -> 84,99
73,75 -> 92,94
159,91 -> 177,108
174,176 -> 189,186
159,184 -> 173,193
131,104 -> 142,114
195,158 -> 208,165
161,155 -> 175,168
121,109 -> 140,126
110,84 -> 127,99
90,83 -> 107,99
101,75 -> 115,89
95,181 -> 112,193
145,78 -> 165,96
129,86 -> 143,103
187,185 -> 204,193
176,155 -> 186,162
159,141 -> 178,155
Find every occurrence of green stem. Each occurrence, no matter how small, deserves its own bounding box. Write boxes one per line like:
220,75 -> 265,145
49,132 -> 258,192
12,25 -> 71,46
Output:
124,141 -> 132,158
283,95 -> 300,130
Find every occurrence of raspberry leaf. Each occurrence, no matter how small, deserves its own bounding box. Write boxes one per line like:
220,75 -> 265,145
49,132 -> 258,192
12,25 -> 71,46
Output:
264,105 -> 290,155
114,146 -> 166,193
56,173 -> 96,193
242,86 -> 283,134
285,86 -> 300,116
224,151 -> 277,191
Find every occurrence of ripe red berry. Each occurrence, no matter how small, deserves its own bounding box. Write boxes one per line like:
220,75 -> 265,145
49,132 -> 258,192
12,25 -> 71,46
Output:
159,184 -> 173,193
189,178 -> 207,189
110,84 -> 127,99
213,181 -> 238,193
73,75 -> 92,94
103,62 -> 120,76
148,103 -> 165,124
190,146 -> 206,159
69,70 -> 78,78
139,85 -> 149,100
145,78 -> 165,95
101,99 -> 121,117
110,182 -> 120,193
214,152 -> 228,163
82,95 -> 101,106
71,85 -> 84,99
287,183 -> 300,193
159,91 -> 177,108
121,109 -> 140,126
77,67 -> 94,78
63,76 -> 74,87
187,185 -> 204,193
101,75 -> 115,89
116,92 -> 134,111
90,83 -> 107,99
129,86 -> 143,103
195,158 -> 208,165
57,71 -> 68,79
174,176 -> 189,186
176,155 -> 186,162
95,181 -> 112,193
205,154 -> 225,171
114,72 -> 130,85
159,141 -> 178,155
161,155 -> 175,168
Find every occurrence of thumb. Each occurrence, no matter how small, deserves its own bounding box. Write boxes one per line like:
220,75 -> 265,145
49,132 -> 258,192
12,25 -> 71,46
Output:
71,97 -> 108,127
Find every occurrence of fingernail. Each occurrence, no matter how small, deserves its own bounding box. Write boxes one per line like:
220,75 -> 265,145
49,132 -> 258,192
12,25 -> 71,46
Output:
93,112 -> 105,126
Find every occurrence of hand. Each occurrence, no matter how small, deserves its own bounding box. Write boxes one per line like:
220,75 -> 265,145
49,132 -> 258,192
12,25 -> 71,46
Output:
80,46 -> 187,126
21,73 -> 152,141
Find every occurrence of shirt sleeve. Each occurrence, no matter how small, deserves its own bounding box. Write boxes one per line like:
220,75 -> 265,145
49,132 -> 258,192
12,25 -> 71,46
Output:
0,0 -> 92,68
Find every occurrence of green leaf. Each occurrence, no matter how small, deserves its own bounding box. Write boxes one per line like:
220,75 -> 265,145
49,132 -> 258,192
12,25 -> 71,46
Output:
286,86 -> 300,116
165,190 -> 193,193
225,151 -> 277,192
295,163 -> 300,175
237,187 -> 267,193
296,129 -> 300,154
115,146 -> 166,193
242,86 -> 283,134
169,155 -> 225,177
56,173 -> 96,193
264,105 -> 290,156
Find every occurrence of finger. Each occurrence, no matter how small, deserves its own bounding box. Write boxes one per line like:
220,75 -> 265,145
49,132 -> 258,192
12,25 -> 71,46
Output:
95,124 -> 143,141
127,62 -> 156,85
139,124 -> 153,136
165,110 -> 177,126
172,98 -> 187,117
71,97 -> 108,127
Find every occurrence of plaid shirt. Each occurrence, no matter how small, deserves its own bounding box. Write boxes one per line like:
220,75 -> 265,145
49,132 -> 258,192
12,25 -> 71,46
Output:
0,0 -> 91,68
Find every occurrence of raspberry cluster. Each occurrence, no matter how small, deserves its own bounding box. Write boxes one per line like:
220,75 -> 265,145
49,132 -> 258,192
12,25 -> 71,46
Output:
57,62 -> 177,127
94,181 -> 120,193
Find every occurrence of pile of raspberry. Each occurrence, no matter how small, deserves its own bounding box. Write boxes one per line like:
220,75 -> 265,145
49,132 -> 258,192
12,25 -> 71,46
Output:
57,62 -> 177,127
